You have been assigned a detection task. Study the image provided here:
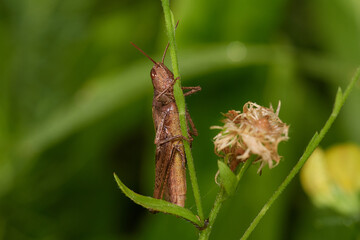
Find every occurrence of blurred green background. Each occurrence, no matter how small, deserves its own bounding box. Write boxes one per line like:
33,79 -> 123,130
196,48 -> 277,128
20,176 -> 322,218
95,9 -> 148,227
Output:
1,0 -> 360,239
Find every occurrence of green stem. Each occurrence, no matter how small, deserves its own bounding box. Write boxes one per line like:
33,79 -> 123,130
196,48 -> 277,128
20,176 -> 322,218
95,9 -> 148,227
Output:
198,188 -> 226,240
240,67 -> 360,240
199,159 -> 254,240
236,156 -> 255,181
161,0 -> 204,222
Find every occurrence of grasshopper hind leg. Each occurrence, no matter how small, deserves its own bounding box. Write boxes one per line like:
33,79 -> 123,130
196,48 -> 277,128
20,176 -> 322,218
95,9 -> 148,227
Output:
165,143 -> 187,207
153,141 -> 187,208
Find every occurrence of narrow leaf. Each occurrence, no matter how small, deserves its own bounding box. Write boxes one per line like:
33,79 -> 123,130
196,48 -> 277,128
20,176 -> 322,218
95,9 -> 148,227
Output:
113,173 -> 203,227
332,87 -> 343,114
217,161 -> 238,196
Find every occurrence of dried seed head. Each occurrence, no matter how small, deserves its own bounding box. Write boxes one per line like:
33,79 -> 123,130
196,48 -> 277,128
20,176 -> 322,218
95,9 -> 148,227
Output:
211,101 -> 289,173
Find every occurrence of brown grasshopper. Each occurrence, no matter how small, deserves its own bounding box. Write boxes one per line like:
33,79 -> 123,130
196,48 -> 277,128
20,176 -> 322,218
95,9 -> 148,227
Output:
131,42 -> 201,207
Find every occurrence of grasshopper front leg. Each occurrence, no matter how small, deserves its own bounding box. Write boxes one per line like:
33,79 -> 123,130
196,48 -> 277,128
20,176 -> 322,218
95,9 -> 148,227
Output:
182,86 -> 201,96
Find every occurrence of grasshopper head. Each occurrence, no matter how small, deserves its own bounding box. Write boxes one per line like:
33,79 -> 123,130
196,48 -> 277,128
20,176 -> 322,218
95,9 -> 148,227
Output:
150,62 -> 174,94
130,42 -> 175,95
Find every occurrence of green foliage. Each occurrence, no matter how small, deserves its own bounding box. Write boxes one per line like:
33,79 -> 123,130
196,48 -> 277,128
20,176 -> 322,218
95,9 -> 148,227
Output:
113,173 -> 203,228
1,0 -> 360,239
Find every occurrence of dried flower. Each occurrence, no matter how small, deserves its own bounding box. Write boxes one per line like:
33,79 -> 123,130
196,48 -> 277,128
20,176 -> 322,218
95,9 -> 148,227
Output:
211,101 -> 289,173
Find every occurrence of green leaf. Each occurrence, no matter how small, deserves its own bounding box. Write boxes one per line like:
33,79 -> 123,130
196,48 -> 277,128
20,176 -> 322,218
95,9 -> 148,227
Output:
217,161 -> 238,196
113,173 -> 203,228
332,87 -> 343,115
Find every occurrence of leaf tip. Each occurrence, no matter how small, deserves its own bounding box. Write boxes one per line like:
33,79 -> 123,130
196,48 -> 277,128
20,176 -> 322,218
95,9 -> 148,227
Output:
113,172 -> 122,189
332,87 -> 344,114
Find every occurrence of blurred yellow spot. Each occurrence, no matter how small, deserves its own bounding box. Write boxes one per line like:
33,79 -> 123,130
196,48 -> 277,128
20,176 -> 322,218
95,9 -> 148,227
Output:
300,143 -> 360,216
300,148 -> 332,206
326,144 -> 360,193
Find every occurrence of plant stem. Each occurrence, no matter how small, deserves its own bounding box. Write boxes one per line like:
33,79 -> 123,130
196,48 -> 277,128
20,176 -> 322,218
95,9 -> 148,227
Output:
236,156 -> 255,181
240,67 -> 360,240
161,0 -> 204,222
199,160 -> 254,240
198,188 -> 226,240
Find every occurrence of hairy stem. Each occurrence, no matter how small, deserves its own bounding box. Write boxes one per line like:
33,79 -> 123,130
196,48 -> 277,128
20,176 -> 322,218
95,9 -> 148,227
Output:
240,67 -> 360,240
161,0 -> 204,223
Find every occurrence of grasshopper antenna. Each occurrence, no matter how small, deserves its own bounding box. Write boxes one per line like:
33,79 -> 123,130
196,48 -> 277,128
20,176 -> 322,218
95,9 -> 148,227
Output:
162,20 -> 180,64
130,42 -> 157,64
162,43 -> 170,64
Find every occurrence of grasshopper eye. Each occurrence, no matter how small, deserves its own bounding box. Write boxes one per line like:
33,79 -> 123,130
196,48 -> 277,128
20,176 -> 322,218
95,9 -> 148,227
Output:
151,68 -> 157,79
